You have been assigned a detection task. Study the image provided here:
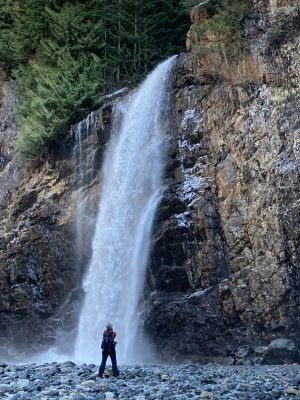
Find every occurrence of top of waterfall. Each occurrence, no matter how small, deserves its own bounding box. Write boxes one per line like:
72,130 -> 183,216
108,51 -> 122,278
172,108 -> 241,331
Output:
105,88 -> 128,100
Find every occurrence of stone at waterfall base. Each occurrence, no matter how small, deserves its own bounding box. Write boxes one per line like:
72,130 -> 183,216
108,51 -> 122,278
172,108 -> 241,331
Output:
105,392 -> 115,400
263,339 -> 300,365
1,362 -> 300,399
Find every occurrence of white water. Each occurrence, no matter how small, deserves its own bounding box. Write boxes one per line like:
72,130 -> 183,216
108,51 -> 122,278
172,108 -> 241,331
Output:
71,110 -> 99,268
74,57 -> 175,364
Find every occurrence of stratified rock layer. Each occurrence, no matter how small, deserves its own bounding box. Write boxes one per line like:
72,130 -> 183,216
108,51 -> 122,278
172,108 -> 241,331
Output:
145,1 -> 300,360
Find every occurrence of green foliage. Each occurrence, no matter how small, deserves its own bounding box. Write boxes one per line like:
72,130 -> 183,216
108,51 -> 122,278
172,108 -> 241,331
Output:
183,0 -> 252,87
269,9 -> 300,47
269,14 -> 287,46
185,0 -> 251,53
8,1 -> 107,160
96,0 -> 189,83
14,49 -> 105,160
205,0 -> 251,48
44,2 -> 105,55
0,0 -> 189,161
0,0 -> 54,68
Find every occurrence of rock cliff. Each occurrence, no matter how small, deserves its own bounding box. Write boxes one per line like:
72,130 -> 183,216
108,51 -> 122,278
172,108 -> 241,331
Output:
145,0 -> 300,361
0,0 -> 300,362
0,83 -> 114,359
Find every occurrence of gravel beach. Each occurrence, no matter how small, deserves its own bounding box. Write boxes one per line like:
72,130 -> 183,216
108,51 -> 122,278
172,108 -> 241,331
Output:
1,362 -> 300,399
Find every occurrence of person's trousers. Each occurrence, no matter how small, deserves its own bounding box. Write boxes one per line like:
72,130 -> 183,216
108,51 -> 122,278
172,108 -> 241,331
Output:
98,349 -> 119,377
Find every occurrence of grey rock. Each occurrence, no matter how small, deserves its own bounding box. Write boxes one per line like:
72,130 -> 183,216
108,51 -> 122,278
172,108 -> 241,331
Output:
263,339 -> 300,365
62,361 -> 77,367
16,379 -> 30,389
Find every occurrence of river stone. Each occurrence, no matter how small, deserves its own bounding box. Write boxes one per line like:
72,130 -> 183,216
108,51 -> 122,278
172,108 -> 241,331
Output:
253,357 -> 263,365
286,387 -> 299,395
81,380 -> 96,386
292,374 -> 300,386
72,395 -> 86,400
105,392 -> 115,400
200,391 -> 214,399
6,395 -> 21,400
234,346 -> 254,365
62,361 -> 76,367
263,339 -> 300,365
16,379 -> 30,389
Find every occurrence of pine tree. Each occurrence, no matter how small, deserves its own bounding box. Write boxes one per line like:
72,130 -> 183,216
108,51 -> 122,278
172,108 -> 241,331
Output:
13,1 -> 107,160
0,0 -> 53,68
0,0 -> 189,160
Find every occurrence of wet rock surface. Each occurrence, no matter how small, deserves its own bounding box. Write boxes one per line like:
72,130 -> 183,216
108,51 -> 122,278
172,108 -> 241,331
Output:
146,1 -> 300,359
263,340 -> 300,366
0,362 -> 300,400
0,94 -> 114,359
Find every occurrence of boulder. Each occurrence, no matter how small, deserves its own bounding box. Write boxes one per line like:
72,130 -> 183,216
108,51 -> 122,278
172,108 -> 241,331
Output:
263,339 -> 300,365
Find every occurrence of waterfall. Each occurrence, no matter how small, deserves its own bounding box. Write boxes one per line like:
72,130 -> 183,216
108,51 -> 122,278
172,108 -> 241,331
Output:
71,110 -> 101,268
74,56 -> 175,364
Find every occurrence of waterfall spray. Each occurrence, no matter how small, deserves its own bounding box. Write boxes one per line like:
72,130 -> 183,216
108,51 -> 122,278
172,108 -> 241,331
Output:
74,56 -> 175,364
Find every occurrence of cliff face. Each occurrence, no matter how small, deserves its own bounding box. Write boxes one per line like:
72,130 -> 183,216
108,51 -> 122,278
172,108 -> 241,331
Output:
0,0 -> 299,362
145,1 -> 300,360
0,83 -> 114,359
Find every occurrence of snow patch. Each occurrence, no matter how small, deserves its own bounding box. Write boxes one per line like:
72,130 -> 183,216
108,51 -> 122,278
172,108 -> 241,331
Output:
179,139 -> 201,153
173,211 -> 191,228
178,169 -> 214,206
188,286 -> 213,299
179,175 -> 201,202
275,153 -> 298,173
181,108 -> 203,131
105,87 -> 128,99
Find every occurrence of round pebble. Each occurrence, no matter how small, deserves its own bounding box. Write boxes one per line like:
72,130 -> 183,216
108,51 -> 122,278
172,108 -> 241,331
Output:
0,362 -> 299,399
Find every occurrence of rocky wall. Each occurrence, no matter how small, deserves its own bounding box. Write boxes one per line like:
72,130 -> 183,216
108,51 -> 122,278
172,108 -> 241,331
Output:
145,0 -> 300,361
1,0 -> 300,363
0,82 -> 115,360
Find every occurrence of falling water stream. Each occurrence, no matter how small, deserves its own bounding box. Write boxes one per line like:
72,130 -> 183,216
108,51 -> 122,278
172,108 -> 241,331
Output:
74,57 -> 175,364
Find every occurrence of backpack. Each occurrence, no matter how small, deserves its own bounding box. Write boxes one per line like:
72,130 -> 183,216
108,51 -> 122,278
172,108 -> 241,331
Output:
101,330 -> 115,351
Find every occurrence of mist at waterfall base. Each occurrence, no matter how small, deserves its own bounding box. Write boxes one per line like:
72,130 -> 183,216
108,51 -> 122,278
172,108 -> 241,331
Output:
71,56 -> 175,365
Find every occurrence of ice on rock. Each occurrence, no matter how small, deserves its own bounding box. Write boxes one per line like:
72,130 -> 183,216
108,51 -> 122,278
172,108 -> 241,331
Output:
179,175 -> 201,202
105,87 -> 128,99
179,139 -> 201,153
173,211 -> 191,228
181,108 -> 203,131
275,153 -> 298,173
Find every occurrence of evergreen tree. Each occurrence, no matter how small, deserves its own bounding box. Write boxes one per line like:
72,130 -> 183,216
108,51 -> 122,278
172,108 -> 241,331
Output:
14,49 -> 105,160
0,0 -> 189,161
0,0 -> 53,69
13,1 -> 107,160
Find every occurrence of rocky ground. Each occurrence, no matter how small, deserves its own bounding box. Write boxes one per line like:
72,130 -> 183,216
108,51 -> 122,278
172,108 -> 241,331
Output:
1,362 -> 300,400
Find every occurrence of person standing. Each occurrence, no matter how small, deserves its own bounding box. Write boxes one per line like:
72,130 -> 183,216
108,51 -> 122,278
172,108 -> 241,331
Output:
98,322 -> 119,378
